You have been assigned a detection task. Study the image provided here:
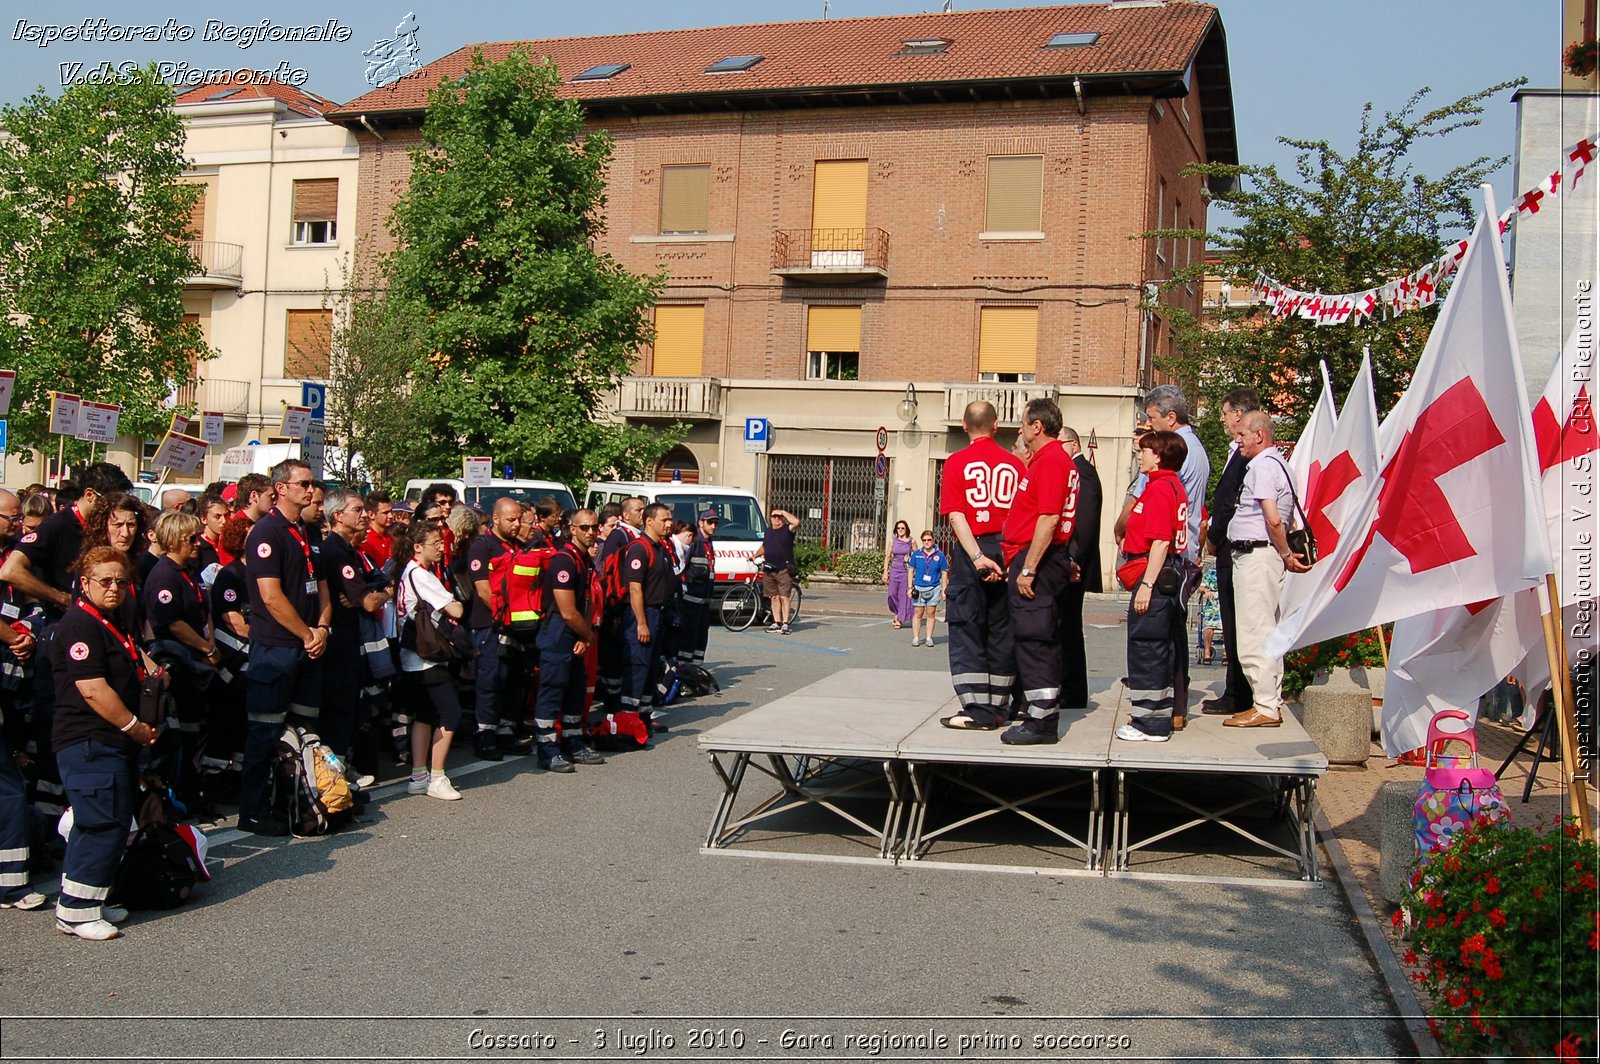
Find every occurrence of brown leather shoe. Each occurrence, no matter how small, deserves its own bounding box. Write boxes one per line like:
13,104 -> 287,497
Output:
1170,713 -> 1186,732
1224,708 -> 1282,728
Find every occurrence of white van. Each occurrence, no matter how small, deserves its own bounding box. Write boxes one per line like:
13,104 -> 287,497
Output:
402,477 -> 576,514
584,481 -> 764,583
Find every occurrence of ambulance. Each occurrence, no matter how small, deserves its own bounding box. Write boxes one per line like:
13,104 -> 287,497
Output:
583,481 -> 764,587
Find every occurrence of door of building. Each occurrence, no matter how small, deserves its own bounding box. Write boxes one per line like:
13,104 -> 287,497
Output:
766,454 -> 880,553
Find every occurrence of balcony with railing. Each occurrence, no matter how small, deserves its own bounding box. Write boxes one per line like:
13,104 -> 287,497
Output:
772,227 -> 889,283
944,382 -> 1060,426
614,377 -> 723,421
203,378 -> 252,417
184,240 -> 244,288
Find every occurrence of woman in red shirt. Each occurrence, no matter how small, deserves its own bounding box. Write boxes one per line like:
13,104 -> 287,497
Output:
1116,430 -> 1191,742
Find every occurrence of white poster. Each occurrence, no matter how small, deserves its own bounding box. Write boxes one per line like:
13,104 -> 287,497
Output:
75,401 -> 120,445
302,419 -> 325,480
200,411 -> 226,447
279,405 -> 311,439
0,371 -> 14,416
152,432 -> 208,474
463,456 -> 493,488
48,392 -> 81,437
219,446 -> 255,481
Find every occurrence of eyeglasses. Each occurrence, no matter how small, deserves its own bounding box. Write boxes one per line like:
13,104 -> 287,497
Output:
189,535 -> 204,546
574,523 -> 600,531
88,577 -> 133,590
0,512 -> 17,522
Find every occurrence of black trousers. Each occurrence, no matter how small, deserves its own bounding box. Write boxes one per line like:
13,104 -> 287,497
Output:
1216,556 -> 1253,710
1007,546 -> 1070,729
1059,580 -> 1089,710
944,533 -> 1014,719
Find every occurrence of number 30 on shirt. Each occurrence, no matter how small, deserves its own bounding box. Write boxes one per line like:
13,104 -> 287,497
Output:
963,462 -> 1019,524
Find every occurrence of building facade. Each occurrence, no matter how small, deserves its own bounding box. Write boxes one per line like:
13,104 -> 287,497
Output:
333,2 -> 1237,573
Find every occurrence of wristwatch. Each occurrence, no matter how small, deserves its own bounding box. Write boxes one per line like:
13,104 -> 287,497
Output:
1020,567 -> 1034,578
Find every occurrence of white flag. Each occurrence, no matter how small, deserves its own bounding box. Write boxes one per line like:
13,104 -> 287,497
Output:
1287,361 -> 1337,497
1267,199 -> 1553,658
1532,321 -> 1597,609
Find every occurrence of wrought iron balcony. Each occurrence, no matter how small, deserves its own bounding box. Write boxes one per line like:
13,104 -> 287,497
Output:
772,227 -> 889,283
202,378 -> 252,417
944,382 -> 1060,426
615,376 -> 723,421
184,240 -> 243,288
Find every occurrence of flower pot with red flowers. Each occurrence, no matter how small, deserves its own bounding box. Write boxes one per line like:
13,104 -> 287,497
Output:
1566,38 -> 1598,78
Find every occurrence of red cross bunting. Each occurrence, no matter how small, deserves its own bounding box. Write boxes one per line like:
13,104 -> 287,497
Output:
1515,188 -> 1545,216
1305,451 -> 1363,557
1335,378 -> 1506,591
1414,271 -> 1435,302
1547,169 -> 1563,195
1571,137 -> 1597,186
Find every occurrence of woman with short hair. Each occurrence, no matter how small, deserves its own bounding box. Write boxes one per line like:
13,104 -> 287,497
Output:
145,511 -> 217,802
51,547 -> 159,940
395,521 -> 467,801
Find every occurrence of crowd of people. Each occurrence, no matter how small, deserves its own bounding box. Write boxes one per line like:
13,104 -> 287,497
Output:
935,386 -> 1315,747
0,461 -> 723,941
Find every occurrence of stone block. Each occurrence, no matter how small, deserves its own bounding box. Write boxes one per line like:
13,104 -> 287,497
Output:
1380,780 -> 1420,906
1301,668 -> 1372,766
1352,666 -> 1385,736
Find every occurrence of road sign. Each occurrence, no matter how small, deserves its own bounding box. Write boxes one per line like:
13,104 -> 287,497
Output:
874,454 -> 889,478
743,417 -> 771,453
875,426 -> 888,452
301,382 -> 327,421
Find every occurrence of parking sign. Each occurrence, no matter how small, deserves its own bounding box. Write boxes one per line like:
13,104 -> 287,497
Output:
301,382 -> 327,421
743,417 -> 771,454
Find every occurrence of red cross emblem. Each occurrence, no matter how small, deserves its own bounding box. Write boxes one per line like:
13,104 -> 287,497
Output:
1570,137 -> 1596,186
1533,386 -> 1598,473
1515,188 -> 1544,216
1305,451 -> 1363,556
1335,378 -> 1506,591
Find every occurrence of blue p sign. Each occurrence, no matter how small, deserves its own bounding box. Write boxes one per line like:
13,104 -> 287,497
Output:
301,382 -> 327,420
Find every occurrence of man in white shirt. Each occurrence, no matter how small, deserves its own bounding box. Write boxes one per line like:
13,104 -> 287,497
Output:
1222,412 -> 1313,728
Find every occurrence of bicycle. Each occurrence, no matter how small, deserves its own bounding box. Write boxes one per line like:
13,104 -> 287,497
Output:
719,578 -> 804,632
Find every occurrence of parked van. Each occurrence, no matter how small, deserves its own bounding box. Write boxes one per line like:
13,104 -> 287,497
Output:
402,477 -> 576,514
584,481 -> 764,583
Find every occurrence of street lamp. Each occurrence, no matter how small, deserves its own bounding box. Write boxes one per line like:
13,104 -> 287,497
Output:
897,383 -> 919,423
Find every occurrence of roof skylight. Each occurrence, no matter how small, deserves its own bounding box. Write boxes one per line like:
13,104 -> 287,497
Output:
900,38 -> 951,55
1045,32 -> 1101,48
705,54 -> 764,73
573,62 -> 631,82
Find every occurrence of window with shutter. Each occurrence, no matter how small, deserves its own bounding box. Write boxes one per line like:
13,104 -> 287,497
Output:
652,305 -> 705,377
805,305 -> 862,380
291,178 -> 338,245
984,156 -> 1043,234
977,307 -> 1038,382
285,309 -> 332,379
810,161 -> 868,253
660,165 -> 710,234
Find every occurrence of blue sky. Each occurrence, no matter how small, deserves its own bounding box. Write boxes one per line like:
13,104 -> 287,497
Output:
0,0 -> 1560,228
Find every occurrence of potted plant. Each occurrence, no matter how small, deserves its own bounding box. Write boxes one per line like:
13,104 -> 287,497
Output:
1398,817 -> 1598,1060
1566,38 -> 1598,77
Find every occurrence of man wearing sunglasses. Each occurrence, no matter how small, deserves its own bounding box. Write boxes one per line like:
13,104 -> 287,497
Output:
238,459 -> 332,836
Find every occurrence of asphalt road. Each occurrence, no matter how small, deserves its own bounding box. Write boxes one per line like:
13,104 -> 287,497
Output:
0,597 -> 1409,1062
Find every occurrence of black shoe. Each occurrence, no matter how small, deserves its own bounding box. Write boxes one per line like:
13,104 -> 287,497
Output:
565,744 -> 607,766
503,731 -> 536,753
239,816 -> 290,837
473,733 -> 504,761
1200,696 -> 1238,716
1000,723 -> 1060,746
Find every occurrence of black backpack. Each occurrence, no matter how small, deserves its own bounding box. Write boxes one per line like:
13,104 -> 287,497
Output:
115,789 -> 203,910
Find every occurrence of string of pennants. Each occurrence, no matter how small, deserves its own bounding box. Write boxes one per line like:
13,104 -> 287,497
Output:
1248,130 -> 1599,327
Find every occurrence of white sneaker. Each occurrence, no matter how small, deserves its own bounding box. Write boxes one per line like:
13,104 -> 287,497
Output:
349,773 -> 376,791
406,775 -> 429,795
56,918 -> 121,941
426,775 -> 462,801
1115,722 -> 1171,743
1,891 -> 48,911
102,905 -> 129,925
911,636 -> 922,647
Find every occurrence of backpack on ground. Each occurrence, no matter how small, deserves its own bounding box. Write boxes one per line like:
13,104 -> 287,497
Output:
586,710 -> 650,751
115,786 -> 205,910
489,543 -> 558,638
272,726 -> 355,837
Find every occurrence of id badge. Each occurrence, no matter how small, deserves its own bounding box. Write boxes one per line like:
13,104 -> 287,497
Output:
304,579 -> 319,595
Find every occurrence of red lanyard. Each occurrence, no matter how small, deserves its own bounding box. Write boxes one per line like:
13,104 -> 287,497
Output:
70,505 -> 86,528
283,521 -> 315,581
178,568 -> 205,615
76,599 -> 147,682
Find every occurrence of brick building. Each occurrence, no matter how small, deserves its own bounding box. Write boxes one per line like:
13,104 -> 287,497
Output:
330,1 -> 1237,571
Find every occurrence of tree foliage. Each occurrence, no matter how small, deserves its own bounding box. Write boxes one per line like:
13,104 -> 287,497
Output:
0,65 -> 209,463
1149,81 -> 1522,433
383,48 -> 680,488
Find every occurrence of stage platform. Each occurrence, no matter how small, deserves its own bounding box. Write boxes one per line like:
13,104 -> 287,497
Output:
697,669 -> 1328,885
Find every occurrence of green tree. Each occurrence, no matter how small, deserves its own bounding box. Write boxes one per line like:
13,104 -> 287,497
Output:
0,65 -> 209,464
384,48 -> 680,487
1149,81 -> 1521,432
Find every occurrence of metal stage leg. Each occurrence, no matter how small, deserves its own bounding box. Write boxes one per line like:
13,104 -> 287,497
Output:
705,751 -> 751,849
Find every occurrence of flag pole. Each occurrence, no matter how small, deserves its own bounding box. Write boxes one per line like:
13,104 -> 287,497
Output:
1541,573 -> 1593,839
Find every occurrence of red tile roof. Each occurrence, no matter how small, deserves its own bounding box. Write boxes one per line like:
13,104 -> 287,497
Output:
174,76 -> 335,119
330,2 -> 1219,118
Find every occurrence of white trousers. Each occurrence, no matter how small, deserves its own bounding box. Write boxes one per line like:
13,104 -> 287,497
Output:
1231,547 -> 1287,715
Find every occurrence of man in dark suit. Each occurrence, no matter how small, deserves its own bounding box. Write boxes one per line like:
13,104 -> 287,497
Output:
1200,388 -> 1261,716
1059,426 -> 1103,711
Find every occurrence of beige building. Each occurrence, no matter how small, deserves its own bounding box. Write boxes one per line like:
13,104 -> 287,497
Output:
0,79 -> 358,489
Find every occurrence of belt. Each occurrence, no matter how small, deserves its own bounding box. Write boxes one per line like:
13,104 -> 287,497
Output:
1229,540 -> 1271,553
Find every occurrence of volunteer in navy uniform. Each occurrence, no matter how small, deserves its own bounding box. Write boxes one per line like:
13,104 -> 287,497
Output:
678,509 -> 719,670
0,489 -> 46,915
595,497 -> 643,713
51,546 -> 159,940
532,510 -> 607,772
1059,426 -> 1104,713
0,464 -> 133,812
997,397 -> 1080,746
939,401 -> 1025,730
206,515 -> 254,784
239,460 -> 331,837
144,511 -> 218,801
465,498 -> 525,762
319,488 -> 390,776
621,503 -> 676,736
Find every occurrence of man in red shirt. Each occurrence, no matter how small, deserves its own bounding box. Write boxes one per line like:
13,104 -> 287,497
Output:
938,401 -> 1026,731
997,398 -> 1079,745
360,490 -> 395,568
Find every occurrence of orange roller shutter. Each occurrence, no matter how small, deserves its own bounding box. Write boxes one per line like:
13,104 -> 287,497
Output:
978,307 -> 1038,375
652,305 -> 704,377
806,306 -> 862,352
